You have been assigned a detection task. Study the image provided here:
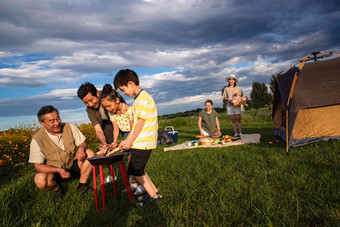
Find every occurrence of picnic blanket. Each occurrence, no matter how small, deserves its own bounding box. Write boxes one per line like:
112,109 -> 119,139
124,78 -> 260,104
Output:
164,134 -> 261,152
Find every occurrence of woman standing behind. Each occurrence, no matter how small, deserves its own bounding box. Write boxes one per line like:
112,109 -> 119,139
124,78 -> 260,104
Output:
223,74 -> 243,137
198,100 -> 222,137
100,84 -> 133,148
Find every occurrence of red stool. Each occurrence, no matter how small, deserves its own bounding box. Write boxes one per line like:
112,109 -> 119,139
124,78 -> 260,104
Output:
88,152 -> 133,211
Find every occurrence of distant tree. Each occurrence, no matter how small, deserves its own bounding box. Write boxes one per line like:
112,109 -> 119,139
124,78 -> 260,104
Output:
221,86 -> 227,111
269,74 -> 279,94
250,82 -> 272,109
245,98 -> 252,110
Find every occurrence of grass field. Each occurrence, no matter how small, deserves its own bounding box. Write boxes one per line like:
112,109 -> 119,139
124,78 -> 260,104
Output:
0,109 -> 339,226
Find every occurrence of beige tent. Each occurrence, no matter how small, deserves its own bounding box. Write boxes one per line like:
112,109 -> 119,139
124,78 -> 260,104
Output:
272,51 -> 340,153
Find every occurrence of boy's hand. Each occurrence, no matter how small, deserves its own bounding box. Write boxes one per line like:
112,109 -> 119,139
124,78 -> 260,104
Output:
110,142 -> 118,148
119,139 -> 132,150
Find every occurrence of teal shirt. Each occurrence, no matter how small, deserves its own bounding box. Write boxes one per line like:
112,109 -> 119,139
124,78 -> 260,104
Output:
199,109 -> 218,133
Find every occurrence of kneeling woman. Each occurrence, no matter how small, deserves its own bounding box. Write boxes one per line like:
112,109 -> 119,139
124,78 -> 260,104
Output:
198,100 -> 221,137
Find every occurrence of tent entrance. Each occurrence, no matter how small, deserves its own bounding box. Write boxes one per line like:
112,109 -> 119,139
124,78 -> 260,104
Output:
290,104 -> 340,146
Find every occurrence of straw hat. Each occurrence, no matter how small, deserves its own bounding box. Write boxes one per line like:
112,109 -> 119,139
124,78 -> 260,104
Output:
226,74 -> 238,82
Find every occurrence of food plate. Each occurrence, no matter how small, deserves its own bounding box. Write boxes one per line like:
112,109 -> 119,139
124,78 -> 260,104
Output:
88,151 -> 129,165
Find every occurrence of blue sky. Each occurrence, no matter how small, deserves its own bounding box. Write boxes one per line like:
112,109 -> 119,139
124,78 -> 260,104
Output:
0,0 -> 340,131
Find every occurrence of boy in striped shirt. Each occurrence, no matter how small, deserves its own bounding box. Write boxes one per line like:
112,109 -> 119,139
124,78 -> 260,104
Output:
114,69 -> 161,205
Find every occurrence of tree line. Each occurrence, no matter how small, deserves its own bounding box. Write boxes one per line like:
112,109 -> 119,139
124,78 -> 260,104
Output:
159,76 -> 276,120
221,76 -> 276,110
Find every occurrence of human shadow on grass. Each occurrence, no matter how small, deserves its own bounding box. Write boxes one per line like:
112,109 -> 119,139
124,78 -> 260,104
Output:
79,163 -> 166,227
0,163 -> 35,189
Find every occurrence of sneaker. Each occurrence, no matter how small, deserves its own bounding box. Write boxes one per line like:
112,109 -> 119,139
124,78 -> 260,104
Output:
104,175 -> 113,184
123,182 -> 138,193
234,133 -> 239,137
239,133 -> 243,137
138,191 -> 162,201
77,184 -> 93,193
134,185 -> 146,196
138,194 -> 150,201
137,196 -> 162,206
54,185 -> 65,200
130,181 -> 138,191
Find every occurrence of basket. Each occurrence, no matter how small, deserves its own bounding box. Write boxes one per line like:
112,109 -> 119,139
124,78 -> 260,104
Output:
232,97 -> 247,107
199,137 -> 213,146
165,126 -> 178,143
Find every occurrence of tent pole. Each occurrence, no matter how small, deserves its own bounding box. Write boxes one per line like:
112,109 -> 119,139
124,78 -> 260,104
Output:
286,110 -> 289,154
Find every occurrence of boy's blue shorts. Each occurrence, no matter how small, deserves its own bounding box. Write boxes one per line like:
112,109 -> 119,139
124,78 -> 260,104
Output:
127,149 -> 152,176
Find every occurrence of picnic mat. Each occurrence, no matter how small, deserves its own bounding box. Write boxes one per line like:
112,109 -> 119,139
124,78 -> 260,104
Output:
164,134 -> 261,152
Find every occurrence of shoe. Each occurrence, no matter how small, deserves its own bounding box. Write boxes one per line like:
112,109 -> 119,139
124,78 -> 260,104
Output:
77,183 -> 93,193
138,191 -> 162,201
104,175 -> 113,184
130,182 -> 138,191
104,175 -> 117,184
134,185 -> 146,196
234,133 -> 239,137
137,196 -> 162,206
239,133 -> 243,137
123,181 -> 138,193
138,194 -> 150,201
54,185 -> 65,200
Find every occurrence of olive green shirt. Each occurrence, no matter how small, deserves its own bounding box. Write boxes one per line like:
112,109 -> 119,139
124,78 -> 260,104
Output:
86,105 -> 110,127
199,109 -> 218,133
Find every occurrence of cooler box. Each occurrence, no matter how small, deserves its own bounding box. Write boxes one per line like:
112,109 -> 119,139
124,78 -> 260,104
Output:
165,126 -> 178,143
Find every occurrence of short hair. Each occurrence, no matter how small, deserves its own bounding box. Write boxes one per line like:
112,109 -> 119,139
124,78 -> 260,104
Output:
113,69 -> 139,89
100,84 -> 126,103
37,105 -> 59,122
205,100 -> 213,106
77,82 -> 98,100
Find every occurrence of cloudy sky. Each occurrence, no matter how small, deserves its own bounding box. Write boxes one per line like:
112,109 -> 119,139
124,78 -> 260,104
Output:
0,0 -> 339,130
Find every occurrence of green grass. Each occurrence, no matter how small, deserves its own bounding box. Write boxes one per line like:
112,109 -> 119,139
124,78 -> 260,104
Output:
1,110 -> 339,226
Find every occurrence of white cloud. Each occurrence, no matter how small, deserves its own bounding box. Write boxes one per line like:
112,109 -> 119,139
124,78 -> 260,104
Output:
157,91 -> 223,108
0,51 -> 15,58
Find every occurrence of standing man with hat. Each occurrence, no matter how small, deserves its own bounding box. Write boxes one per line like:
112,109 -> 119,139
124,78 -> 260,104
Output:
222,74 -> 243,137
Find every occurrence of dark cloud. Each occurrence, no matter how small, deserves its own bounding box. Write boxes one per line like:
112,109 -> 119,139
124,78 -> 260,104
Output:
0,0 -> 339,119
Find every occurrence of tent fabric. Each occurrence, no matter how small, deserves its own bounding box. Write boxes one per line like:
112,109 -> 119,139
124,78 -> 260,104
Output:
273,55 -> 340,149
275,67 -> 297,109
288,57 -> 340,138
292,105 -> 340,139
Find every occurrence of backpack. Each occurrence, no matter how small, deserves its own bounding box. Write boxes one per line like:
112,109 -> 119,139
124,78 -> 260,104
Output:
157,130 -> 173,146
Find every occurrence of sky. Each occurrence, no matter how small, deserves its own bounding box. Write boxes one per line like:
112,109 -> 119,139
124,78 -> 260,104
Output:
0,0 -> 340,131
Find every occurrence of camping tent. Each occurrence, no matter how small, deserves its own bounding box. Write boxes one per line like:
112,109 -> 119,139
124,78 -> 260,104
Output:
272,51 -> 340,153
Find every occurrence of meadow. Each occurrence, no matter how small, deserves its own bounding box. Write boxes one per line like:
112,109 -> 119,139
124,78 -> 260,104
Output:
0,108 -> 339,226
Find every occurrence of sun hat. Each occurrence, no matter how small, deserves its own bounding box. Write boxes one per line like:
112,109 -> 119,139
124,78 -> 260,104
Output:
226,74 -> 238,82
